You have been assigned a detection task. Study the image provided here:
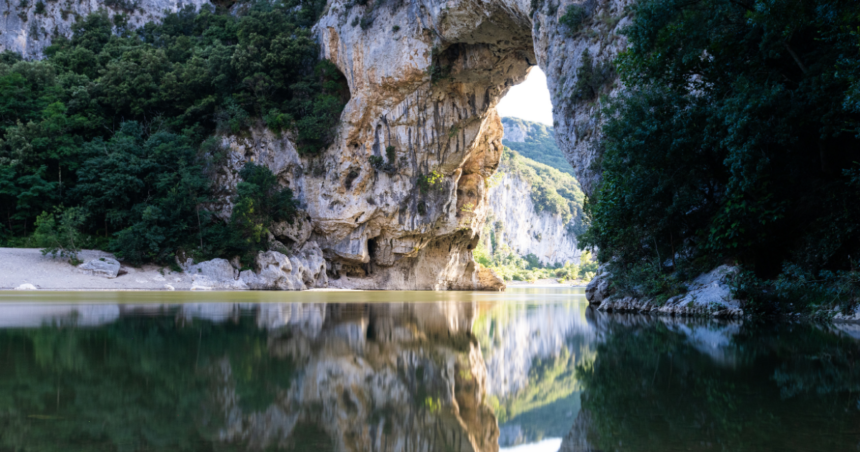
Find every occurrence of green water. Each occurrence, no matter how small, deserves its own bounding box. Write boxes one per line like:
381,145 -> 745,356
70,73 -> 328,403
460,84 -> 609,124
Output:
0,288 -> 857,451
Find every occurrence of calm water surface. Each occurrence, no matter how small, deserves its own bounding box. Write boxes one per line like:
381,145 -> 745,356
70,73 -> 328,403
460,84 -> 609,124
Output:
0,288 -> 858,451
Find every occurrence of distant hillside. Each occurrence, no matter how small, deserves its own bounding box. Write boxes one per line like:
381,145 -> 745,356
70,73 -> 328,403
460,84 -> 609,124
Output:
479,147 -> 597,281
501,117 -> 574,176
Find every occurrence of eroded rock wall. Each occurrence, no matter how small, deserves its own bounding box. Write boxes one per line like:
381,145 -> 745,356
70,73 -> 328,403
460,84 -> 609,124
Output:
532,0 -> 633,195
306,0 -> 537,289
487,170 -> 581,266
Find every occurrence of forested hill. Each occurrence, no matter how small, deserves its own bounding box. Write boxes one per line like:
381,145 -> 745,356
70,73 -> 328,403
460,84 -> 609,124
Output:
501,117 -> 574,176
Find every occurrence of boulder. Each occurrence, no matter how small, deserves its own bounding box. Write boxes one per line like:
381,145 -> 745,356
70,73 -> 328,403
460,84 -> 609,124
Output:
240,251 -> 303,290
290,241 -> 329,289
78,257 -> 121,279
188,258 -> 248,290
270,212 -> 313,248
585,268 -> 612,305
477,267 -> 506,291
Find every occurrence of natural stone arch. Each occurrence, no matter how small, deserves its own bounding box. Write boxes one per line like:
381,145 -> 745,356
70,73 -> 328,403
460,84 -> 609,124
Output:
306,0 -> 535,289
301,0 -> 628,289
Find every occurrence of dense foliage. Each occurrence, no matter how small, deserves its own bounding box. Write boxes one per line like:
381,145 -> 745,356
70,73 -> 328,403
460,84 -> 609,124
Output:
0,2 -> 346,263
501,117 -> 574,176
582,0 -> 860,308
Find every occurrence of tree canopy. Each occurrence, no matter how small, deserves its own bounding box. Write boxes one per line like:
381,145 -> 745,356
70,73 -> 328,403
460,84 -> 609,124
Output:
581,0 -> 860,307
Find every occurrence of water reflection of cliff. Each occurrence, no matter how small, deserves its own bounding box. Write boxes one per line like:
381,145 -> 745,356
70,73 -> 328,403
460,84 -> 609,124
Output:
561,310 -> 860,452
474,300 -> 595,447
0,302 -> 498,452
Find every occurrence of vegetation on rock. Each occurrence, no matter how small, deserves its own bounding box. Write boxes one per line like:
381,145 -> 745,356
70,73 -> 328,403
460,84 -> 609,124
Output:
501,117 -> 574,176
500,149 -> 585,227
559,4 -> 589,37
476,147 -> 594,283
0,1 -> 346,264
582,0 -> 860,311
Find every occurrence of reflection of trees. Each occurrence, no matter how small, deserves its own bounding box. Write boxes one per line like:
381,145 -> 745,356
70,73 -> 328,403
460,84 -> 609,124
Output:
571,320 -> 860,451
0,314 -> 294,451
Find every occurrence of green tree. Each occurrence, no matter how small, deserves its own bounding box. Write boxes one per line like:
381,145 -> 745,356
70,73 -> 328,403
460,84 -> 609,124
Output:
33,205 -> 87,263
230,162 -> 298,252
0,1 -> 344,262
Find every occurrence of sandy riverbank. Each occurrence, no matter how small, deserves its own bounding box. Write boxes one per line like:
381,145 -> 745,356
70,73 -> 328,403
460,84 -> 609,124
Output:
0,248 -> 194,290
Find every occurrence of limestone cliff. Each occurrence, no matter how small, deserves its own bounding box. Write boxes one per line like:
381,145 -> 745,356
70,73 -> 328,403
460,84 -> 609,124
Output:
0,0 -> 621,289
532,0 -> 633,196
486,165 -> 582,266
0,0 -> 210,58
482,119 -> 584,266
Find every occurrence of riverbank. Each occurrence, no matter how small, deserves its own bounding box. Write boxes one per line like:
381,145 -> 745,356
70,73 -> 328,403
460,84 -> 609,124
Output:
506,278 -> 587,288
0,247 -> 494,292
0,248 -> 194,291
586,265 -> 860,323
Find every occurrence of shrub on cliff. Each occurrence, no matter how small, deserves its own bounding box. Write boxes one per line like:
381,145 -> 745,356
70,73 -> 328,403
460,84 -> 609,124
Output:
582,0 -> 860,308
559,4 -> 588,36
230,162 -> 298,247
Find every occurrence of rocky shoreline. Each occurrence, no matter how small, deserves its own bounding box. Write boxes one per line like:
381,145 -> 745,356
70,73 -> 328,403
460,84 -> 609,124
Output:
0,247 -> 506,292
0,247 -> 327,291
585,265 -> 860,323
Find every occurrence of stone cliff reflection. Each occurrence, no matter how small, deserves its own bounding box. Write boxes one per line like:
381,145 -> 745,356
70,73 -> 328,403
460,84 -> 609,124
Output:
0,301 -> 499,452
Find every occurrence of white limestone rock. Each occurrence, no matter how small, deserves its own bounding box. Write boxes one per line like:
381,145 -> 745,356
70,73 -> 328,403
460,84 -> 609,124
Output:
590,265 -> 744,318
0,0 -> 211,58
585,267 -> 612,304
487,170 -> 583,266
77,257 -> 121,279
240,251 -> 302,291
188,258 -> 248,290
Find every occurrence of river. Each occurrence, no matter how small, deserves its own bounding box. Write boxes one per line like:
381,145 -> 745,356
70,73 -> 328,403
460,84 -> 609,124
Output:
0,287 -> 858,451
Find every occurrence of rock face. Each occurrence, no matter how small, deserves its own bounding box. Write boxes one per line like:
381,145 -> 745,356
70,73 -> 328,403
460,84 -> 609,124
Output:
502,119 -> 530,143
487,169 -> 582,265
586,265 -> 745,318
77,257 -> 121,278
2,0 -> 624,289
534,0 -> 634,196
305,0 -> 536,289
0,0 -> 210,58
